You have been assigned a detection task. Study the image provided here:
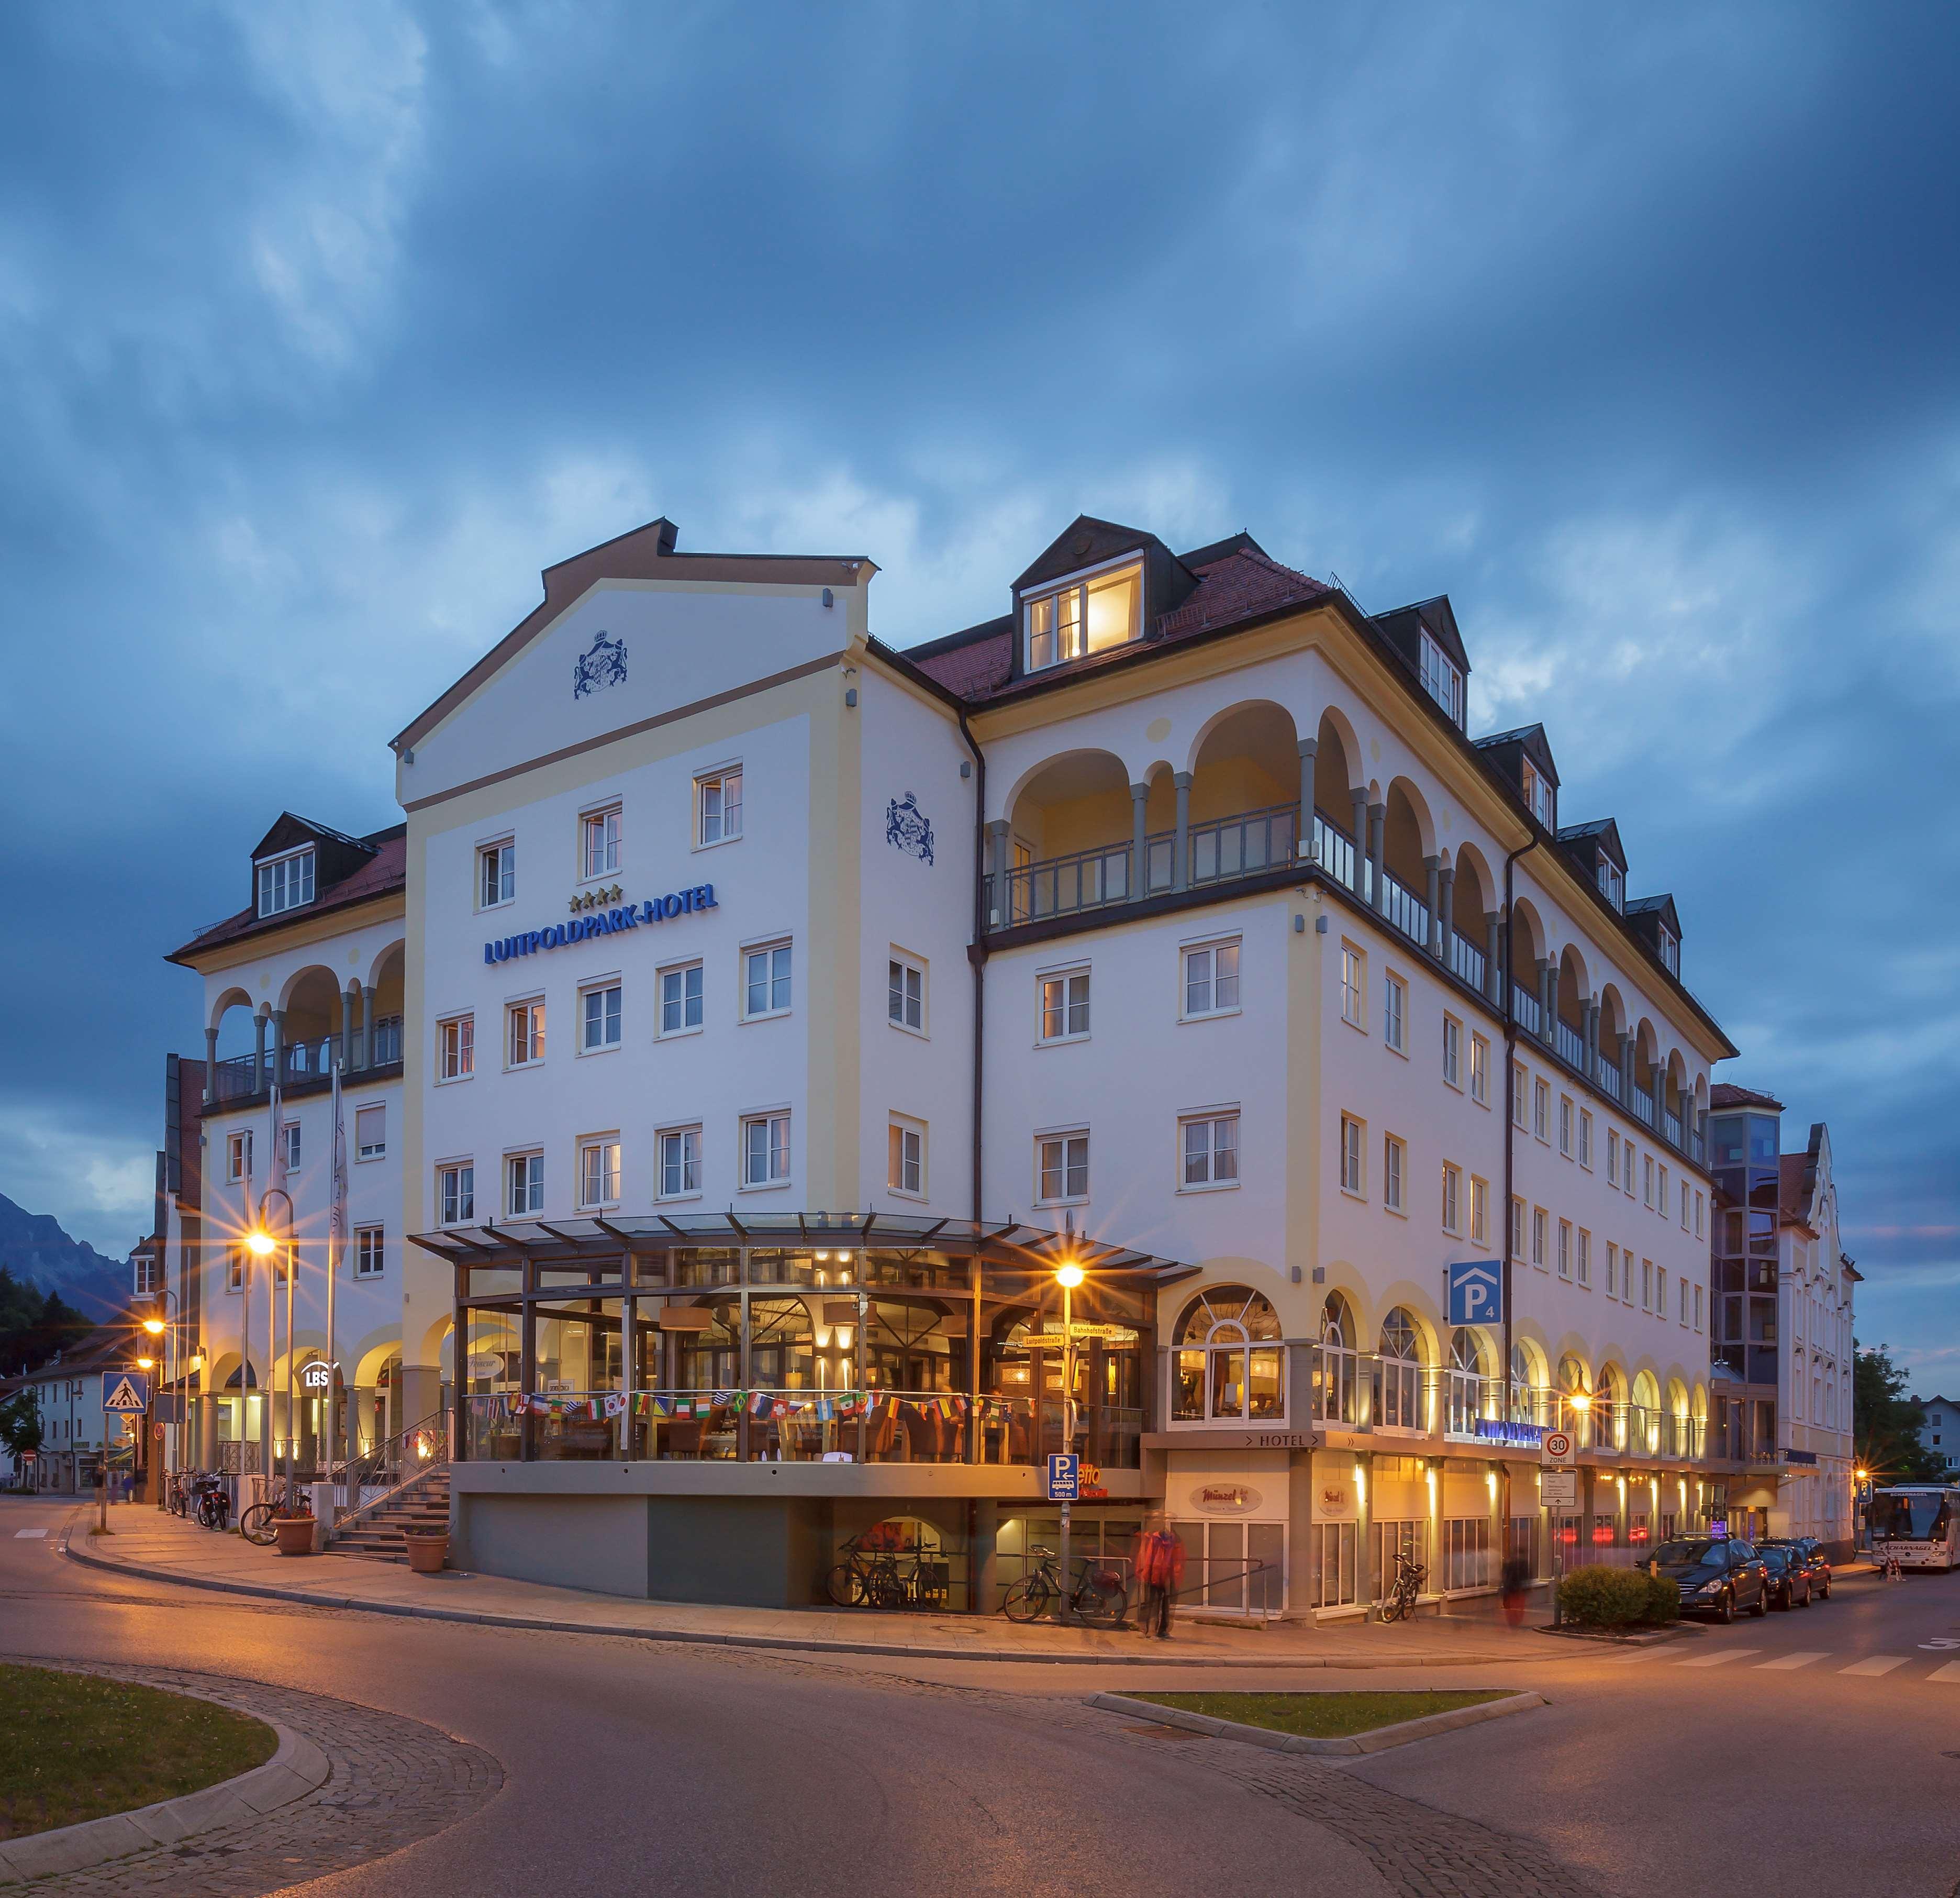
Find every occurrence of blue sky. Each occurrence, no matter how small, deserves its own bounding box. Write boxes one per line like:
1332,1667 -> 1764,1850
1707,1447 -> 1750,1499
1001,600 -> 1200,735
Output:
2,5 -> 1955,1380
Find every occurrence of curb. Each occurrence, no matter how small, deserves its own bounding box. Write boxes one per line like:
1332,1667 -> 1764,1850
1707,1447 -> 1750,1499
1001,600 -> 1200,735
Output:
0,1674 -> 329,1885
1084,1688 -> 1545,1755
59,1533 -> 1568,1672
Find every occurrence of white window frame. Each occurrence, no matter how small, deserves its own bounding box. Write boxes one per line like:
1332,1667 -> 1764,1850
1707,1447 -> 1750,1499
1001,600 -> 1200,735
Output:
1471,1176 -> 1489,1246
580,802 -> 622,882
1181,936 -> 1242,1021
1557,1218 -> 1573,1281
578,979 -> 623,1056
695,765 -> 744,849
888,951 -> 927,1036
1532,1206 -> 1548,1270
657,960 -> 705,1039
353,1226 -> 385,1279
741,940 -> 794,1022
1339,1115 -> 1366,1198
279,1120 -> 302,1173
656,1123 -> 703,1202
438,1161 -> 475,1227
1442,1163 -> 1462,1235
577,1135 -> 622,1211
1469,1033 -> 1490,1105
1383,972 -> 1407,1055
1178,1110 -> 1240,1192
354,1103 -> 386,1163
1341,944 -> 1366,1029
1037,964 -> 1091,1045
506,998 -> 545,1069
887,1115 -> 927,1200
1509,1195 -> 1525,1262
1657,1163 -> 1669,1217
227,1130 -> 252,1184
255,846 -> 315,918
1533,1078 -> 1550,1142
437,1013 -> 475,1083
740,1111 -> 792,1190
1442,1014 -> 1462,1089
477,838 -> 516,912
1577,1227 -> 1591,1288
1418,629 -> 1464,727
1035,1127 -> 1091,1206
1520,759 -> 1555,828
506,1150 -> 545,1217
1598,858 -> 1624,911
1022,554 -> 1144,673
1382,1133 -> 1406,1214
1558,1096 -> 1573,1158
1579,1109 -> 1593,1169
1658,927 -> 1679,976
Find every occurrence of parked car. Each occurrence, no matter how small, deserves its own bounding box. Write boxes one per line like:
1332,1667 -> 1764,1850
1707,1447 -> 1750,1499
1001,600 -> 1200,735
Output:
1759,1541 -> 1813,1610
1650,1537 -> 1770,1623
1763,1536 -> 1831,1600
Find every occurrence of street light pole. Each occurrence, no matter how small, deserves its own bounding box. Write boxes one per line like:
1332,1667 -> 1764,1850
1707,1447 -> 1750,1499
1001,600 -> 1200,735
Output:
141,1296 -> 175,1510
1055,1259 -> 1084,1625
248,1185 -> 295,1513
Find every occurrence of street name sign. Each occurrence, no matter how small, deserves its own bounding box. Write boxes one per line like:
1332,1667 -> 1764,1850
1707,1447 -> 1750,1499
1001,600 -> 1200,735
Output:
1541,1470 -> 1579,1509
1046,1453 -> 1079,1502
1541,1429 -> 1575,1467
101,1372 -> 149,1413
1446,1260 -> 1504,1326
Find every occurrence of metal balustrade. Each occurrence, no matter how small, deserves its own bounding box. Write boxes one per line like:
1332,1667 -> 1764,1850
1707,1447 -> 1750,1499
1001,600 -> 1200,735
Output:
1511,983 -> 1542,1037
1311,811 -> 1355,889
1006,841 -> 1133,922
1378,865 -> 1431,948
1632,1087 -> 1656,1129
1189,802 -> 1299,886
1553,1018 -> 1587,1069
1595,1056 -> 1623,1102
1449,933 -> 1486,992
208,1015 -> 406,1105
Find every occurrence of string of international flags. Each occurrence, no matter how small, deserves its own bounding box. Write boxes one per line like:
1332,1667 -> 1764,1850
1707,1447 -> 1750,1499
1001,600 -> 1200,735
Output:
489,1391 -> 1020,1424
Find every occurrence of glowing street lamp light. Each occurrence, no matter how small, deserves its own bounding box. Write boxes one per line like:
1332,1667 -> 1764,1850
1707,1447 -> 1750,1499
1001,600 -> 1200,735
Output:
141,1316 -> 165,1337
1053,1255 -> 1086,1623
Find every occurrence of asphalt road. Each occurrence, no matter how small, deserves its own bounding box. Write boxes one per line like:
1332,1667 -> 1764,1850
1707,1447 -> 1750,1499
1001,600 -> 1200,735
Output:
6,1494 -> 1959,1898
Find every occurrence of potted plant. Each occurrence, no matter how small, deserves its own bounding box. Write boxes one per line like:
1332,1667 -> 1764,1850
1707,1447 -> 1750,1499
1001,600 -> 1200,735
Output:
272,1505 -> 317,1557
403,1529 -> 449,1575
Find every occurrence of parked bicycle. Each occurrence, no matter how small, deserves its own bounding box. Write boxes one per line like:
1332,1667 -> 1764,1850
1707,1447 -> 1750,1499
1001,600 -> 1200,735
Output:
826,1534 -> 916,1610
1378,1549 -> 1426,1622
1001,1545 -> 1128,1626
238,1499 -> 280,1547
190,1472 -> 231,1532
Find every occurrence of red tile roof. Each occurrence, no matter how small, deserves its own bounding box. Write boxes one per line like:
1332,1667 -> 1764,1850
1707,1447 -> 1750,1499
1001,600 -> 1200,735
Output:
1709,1082 -> 1783,1112
169,835 -> 406,962
907,549 -> 1329,704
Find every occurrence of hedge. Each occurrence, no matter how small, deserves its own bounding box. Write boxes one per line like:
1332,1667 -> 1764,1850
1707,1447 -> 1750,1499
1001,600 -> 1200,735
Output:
1556,1564 -> 1678,1628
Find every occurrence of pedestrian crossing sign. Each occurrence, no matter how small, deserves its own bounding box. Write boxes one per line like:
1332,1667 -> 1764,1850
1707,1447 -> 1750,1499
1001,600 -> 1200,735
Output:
102,1372 -> 150,1413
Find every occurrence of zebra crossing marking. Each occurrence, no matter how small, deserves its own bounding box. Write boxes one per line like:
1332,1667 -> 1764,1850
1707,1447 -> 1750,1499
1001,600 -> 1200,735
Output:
1754,1650 -> 1828,1671
1675,1648 -> 1759,1668
1838,1655 -> 1909,1677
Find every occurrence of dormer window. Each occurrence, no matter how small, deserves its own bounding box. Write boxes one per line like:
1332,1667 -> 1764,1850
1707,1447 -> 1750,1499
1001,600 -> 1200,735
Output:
1658,925 -> 1679,976
256,847 -> 315,917
1024,560 -> 1142,672
1519,760 -> 1554,829
1419,631 -> 1464,728
1598,858 -> 1624,911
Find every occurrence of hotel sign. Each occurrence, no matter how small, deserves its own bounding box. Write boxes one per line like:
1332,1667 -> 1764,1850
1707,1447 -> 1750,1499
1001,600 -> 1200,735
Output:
485,884 -> 718,964
1474,1418 -> 1547,1451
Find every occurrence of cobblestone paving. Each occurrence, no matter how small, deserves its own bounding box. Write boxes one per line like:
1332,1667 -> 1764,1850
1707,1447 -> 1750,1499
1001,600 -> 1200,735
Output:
2,1657 -> 502,1895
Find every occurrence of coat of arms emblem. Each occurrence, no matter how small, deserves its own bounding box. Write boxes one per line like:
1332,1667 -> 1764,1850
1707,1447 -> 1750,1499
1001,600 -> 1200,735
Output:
885,793 -> 934,866
572,631 -> 628,699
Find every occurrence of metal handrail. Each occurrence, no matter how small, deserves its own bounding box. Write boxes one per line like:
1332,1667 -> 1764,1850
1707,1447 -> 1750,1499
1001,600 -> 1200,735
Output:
330,1407 -> 451,1531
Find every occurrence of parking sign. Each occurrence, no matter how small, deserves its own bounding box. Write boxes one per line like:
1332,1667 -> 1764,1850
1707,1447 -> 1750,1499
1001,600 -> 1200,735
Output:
1447,1259 -> 1504,1326
1046,1453 -> 1079,1502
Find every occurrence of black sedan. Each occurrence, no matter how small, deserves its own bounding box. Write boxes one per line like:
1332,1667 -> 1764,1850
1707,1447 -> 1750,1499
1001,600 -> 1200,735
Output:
1650,1538 -> 1770,1623
1763,1536 -> 1831,1601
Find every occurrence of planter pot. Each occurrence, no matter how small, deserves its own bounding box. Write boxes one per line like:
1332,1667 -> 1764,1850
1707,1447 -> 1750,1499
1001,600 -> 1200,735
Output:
404,1533 -> 449,1575
273,1514 -> 317,1557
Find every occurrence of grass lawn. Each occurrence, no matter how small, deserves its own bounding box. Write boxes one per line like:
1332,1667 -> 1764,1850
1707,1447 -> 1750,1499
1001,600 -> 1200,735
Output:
1133,1688 -> 1511,1739
0,1665 -> 277,1841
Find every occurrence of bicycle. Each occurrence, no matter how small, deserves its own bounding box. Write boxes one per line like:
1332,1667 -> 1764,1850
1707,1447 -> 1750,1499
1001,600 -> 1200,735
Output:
191,1472 -> 231,1533
826,1534 -> 915,1610
1001,1545 -> 1128,1627
238,1499 -> 280,1547
1378,1550 -> 1426,1623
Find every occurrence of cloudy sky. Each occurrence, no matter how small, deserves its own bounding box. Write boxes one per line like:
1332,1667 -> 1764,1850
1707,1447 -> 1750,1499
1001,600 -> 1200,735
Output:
2,5 -> 1955,1375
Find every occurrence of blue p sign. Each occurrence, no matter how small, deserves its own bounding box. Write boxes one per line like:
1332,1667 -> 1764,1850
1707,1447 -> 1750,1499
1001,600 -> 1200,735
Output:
1448,1260 -> 1504,1326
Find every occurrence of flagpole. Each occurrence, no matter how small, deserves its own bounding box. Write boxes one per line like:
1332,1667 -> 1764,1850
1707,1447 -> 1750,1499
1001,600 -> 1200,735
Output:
262,1080 -> 279,1496
327,1058 -> 342,1507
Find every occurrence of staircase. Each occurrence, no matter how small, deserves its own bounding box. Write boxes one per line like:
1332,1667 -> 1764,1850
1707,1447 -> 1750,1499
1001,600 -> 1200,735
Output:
329,1467 -> 450,1564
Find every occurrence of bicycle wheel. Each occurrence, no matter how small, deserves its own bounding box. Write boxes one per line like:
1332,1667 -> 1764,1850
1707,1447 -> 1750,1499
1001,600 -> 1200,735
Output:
238,1502 -> 277,1547
1003,1573 -> 1055,1622
1074,1570 -> 1128,1628
825,1562 -> 867,1607
865,1564 -> 909,1611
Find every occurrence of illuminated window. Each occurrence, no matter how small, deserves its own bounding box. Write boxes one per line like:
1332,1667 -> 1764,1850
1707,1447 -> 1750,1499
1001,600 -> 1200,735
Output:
439,1163 -> 474,1226
1024,561 -> 1142,672
581,804 -> 620,880
1037,1131 -> 1089,1203
506,1152 -> 544,1217
438,1015 -> 474,1081
887,1118 -> 926,1198
1039,967 -> 1090,1042
742,1113 -> 791,1187
578,1137 -> 621,1208
658,1126 -> 701,1199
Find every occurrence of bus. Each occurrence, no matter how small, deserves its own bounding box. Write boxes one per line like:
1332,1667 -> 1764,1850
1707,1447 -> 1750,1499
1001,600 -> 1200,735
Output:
1867,1484 -> 1960,1571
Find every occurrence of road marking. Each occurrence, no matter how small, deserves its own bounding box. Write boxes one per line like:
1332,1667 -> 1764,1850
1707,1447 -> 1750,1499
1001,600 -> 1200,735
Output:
12,1528 -> 46,1540
1926,1662 -> 1960,1683
1839,1656 -> 1909,1677
1675,1648 -> 1759,1668
1755,1651 -> 1829,1671
1608,1650 -> 1663,1663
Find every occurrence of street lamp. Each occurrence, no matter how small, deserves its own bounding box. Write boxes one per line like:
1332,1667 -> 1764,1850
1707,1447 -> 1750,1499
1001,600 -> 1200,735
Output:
1053,1258 -> 1085,1624
250,1186 -> 295,1508
140,1290 -> 181,1509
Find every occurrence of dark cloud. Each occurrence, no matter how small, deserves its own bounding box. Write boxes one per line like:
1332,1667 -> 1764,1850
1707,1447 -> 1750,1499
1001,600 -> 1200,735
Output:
1,2 -> 1954,1382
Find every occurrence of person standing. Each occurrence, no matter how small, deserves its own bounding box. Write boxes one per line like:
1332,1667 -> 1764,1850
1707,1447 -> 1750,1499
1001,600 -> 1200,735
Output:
1131,1517 -> 1186,1639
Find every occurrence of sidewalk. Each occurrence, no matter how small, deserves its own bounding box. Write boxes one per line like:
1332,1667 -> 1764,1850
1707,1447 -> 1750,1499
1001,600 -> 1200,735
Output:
62,1504 -> 1575,1671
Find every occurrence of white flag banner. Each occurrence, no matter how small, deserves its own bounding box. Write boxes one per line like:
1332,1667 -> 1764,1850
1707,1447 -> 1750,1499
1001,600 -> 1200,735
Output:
330,1063 -> 348,1252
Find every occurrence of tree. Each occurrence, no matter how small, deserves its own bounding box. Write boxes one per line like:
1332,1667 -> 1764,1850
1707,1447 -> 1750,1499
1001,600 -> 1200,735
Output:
0,1389 -> 42,1462
1854,1342 -> 1945,1482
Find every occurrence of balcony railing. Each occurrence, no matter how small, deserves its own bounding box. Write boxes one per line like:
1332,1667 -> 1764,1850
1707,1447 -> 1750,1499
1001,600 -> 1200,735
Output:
1448,932 -> 1486,993
1511,983 -> 1542,1037
209,1015 -> 404,1105
1310,811 -> 1356,890
1189,802 -> 1299,887
1379,865 -> 1431,949
1553,1018 -> 1586,1070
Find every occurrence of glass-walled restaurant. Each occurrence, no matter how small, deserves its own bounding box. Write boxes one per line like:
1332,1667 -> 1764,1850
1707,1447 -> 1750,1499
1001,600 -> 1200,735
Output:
416,1213 -> 1185,1472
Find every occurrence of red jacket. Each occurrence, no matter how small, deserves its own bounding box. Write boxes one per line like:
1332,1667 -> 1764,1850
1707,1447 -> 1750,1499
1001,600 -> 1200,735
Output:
1132,1528 -> 1186,1588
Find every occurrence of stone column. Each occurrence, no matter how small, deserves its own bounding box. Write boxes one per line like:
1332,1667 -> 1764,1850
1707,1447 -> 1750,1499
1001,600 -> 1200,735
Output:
342,984 -> 358,1071
1437,865 -> 1456,970
986,818 -> 1010,927
252,1011 -> 267,1093
1423,856 -> 1441,956
1619,1033 -> 1635,1101
1366,802 -> 1386,914
1541,958 -> 1556,1044
1349,788 -> 1369,896
1584,1001 -> 1599,1077
1172,771 -> 1191,893
357,985 -> 374,1068
1129,782 -> 1150,898
204,1026 -> 219,1106
1484,913 -> 1502,1004
1296,737 -> 1317,861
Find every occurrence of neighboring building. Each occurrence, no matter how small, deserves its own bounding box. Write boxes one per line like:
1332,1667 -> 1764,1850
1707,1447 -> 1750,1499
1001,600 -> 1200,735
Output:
154,512 -> 1739,1612
1704,1086 -> 1858,1556
2,1324 -> 146,1493
1915,1396 -> 1959,1475
162,815 -> 408,1480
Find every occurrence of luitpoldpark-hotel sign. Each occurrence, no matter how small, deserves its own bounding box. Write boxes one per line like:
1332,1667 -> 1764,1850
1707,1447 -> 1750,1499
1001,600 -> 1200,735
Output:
483,884 -> 719,964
